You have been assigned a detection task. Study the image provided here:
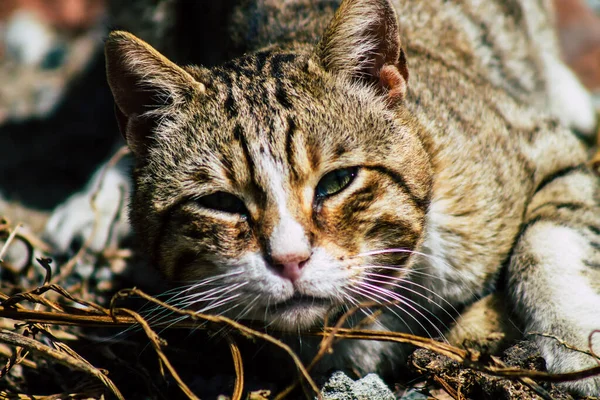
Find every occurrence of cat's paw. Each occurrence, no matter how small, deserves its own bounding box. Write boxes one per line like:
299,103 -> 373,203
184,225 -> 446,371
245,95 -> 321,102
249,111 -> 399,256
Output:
44,166 -> 131,254
536,329 -> 600,396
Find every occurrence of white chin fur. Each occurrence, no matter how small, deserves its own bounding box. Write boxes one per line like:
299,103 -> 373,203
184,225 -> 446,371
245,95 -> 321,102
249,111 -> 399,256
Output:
265,304 -> 329,332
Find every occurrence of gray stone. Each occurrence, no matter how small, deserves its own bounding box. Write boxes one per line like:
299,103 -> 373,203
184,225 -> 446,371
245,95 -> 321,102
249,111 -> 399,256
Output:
320,371 -> 395,400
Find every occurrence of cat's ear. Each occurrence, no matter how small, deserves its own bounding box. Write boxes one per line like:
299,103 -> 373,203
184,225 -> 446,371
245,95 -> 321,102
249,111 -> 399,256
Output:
105,31 -> 205,156
316,0 -> 408,104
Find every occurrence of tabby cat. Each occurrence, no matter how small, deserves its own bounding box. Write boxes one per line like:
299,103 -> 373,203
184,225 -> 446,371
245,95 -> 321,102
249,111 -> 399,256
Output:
53,0 -> 600,395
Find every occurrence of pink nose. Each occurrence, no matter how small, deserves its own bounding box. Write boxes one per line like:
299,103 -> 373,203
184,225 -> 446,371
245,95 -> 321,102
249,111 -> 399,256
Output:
272,252 -> 310,282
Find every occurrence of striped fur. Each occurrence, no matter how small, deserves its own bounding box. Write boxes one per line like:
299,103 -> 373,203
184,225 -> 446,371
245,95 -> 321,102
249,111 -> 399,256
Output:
105,0 -> 599,394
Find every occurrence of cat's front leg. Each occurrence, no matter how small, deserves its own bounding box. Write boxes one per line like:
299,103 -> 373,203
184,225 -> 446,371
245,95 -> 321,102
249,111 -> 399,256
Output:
508,164 -> 600,396
543,55 -> 598,138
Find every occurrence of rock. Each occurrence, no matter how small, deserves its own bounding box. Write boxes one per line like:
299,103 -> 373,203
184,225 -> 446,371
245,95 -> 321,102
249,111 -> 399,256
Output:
320,371 -> 395,400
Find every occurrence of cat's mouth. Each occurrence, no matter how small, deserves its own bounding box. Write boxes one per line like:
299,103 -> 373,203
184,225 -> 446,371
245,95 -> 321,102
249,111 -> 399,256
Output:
259,294 -> 335,331
270,294 -> 331,310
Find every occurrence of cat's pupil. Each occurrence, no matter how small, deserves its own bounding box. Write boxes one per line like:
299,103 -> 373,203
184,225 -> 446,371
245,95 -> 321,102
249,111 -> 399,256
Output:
315,167 -> 358,199
196,192 -> 248,216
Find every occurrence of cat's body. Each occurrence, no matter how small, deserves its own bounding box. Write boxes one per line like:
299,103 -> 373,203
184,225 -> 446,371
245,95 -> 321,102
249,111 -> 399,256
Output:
46,0 -> 600,395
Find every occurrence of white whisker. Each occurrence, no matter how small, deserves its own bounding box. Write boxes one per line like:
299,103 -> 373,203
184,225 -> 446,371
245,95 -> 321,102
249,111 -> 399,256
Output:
176,281 -> 249,305
234,294 -> 261,322
263,295 -> 272,323
340,291 -> 387,330
141,271 -> 245,322
158,270 -> 244,300
347,286 -> 417,336
351,264 -> 447,281
362,273 -> 459,321
350,281 -> 446,340
145,282 -> 247,327
156,314 -> 189,336
353,247 -> 474,284
360,277 -> 451,337
196,292 -> 244,313
356,248 -> 440,262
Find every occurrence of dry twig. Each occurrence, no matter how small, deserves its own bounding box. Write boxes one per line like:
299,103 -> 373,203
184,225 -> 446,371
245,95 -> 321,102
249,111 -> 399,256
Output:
227,336 -> 244,400
112,288 -> 322,399
0,329 -> 123,399
116,307 -> 199,400
0,223 -> 22,263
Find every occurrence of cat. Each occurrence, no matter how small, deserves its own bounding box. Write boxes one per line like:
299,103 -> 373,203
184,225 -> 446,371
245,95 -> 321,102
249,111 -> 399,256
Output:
47,0 -> 600,395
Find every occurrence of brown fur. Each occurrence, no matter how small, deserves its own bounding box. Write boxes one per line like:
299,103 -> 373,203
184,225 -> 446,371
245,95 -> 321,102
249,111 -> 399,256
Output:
104,0 -> 600,395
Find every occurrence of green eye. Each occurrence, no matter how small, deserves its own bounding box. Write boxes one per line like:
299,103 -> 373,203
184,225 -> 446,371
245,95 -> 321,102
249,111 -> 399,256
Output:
315,167 -> 358,199
196,192 -> 248,216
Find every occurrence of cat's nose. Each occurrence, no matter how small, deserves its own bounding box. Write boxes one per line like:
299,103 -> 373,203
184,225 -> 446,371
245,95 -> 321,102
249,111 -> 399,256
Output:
268,213 -> 311,282
272,251 -> 310,282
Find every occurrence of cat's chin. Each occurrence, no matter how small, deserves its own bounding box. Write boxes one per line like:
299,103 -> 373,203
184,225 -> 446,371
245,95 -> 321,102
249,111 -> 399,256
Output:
264,304 -> 330,332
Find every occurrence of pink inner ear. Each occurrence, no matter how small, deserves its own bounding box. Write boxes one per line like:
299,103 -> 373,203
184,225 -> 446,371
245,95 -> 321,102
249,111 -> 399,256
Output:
379,64 -> 407,104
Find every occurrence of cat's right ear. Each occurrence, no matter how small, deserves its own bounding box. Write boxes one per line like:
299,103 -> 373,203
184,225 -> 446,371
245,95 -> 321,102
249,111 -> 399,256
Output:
105,31 -> 205,156
315,0 -> 408,105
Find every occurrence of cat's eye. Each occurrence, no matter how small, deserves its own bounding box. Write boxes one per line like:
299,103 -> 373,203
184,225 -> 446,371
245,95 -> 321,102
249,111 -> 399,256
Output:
196,192 -> 248,216
315,167 -> 358,199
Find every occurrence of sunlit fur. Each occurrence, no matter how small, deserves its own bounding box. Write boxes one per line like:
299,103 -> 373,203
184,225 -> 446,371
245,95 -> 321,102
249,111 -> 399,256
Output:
105,0 -> 600,395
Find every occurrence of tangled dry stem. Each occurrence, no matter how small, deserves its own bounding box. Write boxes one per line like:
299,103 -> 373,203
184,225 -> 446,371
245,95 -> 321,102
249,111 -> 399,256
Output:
0,270 -> 599,399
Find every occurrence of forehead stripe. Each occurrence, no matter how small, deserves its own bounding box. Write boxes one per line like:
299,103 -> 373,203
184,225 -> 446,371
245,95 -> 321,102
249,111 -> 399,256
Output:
284,116 -> 297,173
233,123 -> 267,200
234,123 -> 256,179
217,71 -> 238,118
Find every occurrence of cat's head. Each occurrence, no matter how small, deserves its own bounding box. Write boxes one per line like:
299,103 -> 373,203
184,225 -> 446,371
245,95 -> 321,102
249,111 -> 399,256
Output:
105,0 -> 432,330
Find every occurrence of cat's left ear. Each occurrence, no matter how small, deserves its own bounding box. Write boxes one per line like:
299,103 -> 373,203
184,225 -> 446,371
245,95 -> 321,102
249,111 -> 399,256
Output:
315,0 -> 408,104
105,31 -> 205,157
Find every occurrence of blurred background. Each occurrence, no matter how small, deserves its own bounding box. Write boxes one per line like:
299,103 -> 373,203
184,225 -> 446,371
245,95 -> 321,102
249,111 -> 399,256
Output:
0,0 -> 239,232
0,0 -> 598,233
